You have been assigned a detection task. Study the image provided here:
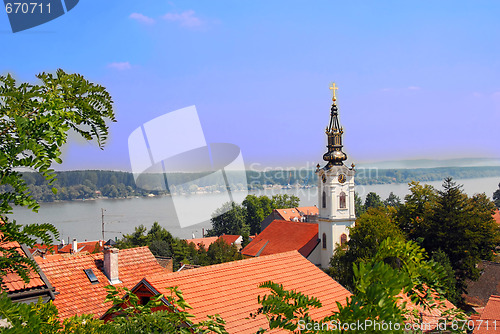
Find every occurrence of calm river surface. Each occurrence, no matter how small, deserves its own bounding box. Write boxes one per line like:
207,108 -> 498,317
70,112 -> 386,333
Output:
9,177 -> 500,242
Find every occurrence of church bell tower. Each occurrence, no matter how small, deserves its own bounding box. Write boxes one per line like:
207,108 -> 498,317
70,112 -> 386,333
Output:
315,83 -> 356,268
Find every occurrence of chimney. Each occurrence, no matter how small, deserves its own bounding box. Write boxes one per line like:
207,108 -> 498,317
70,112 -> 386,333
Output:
72,238 -> 78,253
104,247 -> 121,284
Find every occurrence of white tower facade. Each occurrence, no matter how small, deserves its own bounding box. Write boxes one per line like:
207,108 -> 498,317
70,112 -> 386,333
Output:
315,83 -> 356,268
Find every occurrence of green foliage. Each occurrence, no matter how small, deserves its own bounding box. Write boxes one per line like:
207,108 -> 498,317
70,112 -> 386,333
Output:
206,239 -> 243,264
242,195 -> 273,235
206,202 -> 248,237
354,192 -> 365,216
364,192 -> 383,210
384,192 -> 401,208
0,70 -> 115,215
329,207 -> 405,291
270,194 -> 300,209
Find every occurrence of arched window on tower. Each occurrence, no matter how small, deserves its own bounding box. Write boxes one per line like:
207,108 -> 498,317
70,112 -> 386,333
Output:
340,233 -> 347,246
322,233 -> 327,249
339,192 -> 346,209
322,191 -> 326,208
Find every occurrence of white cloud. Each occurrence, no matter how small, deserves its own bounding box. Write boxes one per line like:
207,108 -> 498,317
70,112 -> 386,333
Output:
130,13 -> 155,25
407,86 -> 421,90
108,62 -> 132,71
162,10 -> 202,28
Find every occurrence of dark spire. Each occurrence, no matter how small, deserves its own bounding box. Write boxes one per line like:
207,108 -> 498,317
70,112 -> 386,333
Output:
322,83 -> 347,169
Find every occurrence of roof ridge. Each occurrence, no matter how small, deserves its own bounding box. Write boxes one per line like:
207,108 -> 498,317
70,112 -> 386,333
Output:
150,250 -> 302,278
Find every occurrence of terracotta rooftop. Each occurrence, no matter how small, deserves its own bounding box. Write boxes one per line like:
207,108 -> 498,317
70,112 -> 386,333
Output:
218,234 -> 241,245
493,209 -> 500,226
241,220 -> 319,258
142,251 -> 351,334
1,240 -> 46,293
36,246 -> 167,319
184,236 -> 219,250
474,295 -> 500,333
296,206 -> 319,216
274,208 -> 302,221
465,261 -> 500,308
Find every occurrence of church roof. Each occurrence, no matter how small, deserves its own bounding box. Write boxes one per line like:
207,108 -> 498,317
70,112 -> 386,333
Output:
241,220 -> 319,257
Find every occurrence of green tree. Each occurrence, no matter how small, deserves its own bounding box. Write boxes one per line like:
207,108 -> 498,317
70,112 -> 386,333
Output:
401,178 -> 500,301
206,239 -> 243,265
206,202 -> 248,237
0,70 -> 115,286
270,194 -> 300,209
364,192 -> 383,210
354,192 -> 365,216
384,192 -> 401,208
395,181 -> 437,240
242,195 -> 273,235
329,207 -> 405,291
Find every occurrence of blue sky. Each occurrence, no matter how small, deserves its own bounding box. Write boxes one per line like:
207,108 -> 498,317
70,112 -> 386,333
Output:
2,1 -> 500,171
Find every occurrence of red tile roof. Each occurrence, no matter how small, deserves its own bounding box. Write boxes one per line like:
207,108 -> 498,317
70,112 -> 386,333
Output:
296,206 -> 319,216
493,209 -> 500,226
184,236 -> 219,250
142,251 -> 351,334
241,220 -> 319,258
218,235 -> 241,245
1,239 -> 47,293
36,246 -> 167,319
58,240 -> 103,254
474,295 -> 500,333
274,208 -> 302,221
274,206 -> 319,222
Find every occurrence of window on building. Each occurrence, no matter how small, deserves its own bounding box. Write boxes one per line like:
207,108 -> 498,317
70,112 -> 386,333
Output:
340,233 -> 347,246
322,233 -> 327,249
339,192 -> 346,209
322,191 -> 326,208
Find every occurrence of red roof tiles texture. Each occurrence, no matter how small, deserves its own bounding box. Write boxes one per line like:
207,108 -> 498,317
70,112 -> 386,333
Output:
218,235 -> 241,245
241,220 -> 319,257
474,295 -> 500,333
1,239 -> 47,293
36,246 -> 167,319
144,251 -> 351,334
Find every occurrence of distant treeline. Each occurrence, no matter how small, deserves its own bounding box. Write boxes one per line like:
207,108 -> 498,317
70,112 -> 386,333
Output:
8,166 -> 500,202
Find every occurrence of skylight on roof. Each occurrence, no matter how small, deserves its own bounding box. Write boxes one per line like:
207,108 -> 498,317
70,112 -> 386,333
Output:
83,269 -> 99,284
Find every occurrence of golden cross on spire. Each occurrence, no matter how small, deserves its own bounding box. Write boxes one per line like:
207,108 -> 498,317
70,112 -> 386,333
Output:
329,82 -> 338,101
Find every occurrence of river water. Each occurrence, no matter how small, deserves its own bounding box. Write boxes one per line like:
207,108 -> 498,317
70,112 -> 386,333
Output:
9,177 -> 500,242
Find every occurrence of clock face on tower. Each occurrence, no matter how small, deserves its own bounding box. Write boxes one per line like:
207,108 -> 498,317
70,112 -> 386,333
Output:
338,173 -> 346,183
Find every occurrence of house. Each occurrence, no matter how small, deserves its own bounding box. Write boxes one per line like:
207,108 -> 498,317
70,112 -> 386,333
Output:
30,238 -> 106,256
102,250 -> 352,333
260,206 -> 319,231
239,220 -> 320,263
0,236 -> 56,304
185,234 -> 243,250
465,261 -> 500,312
473,295 -> 500,333
35,246 -> 167,319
